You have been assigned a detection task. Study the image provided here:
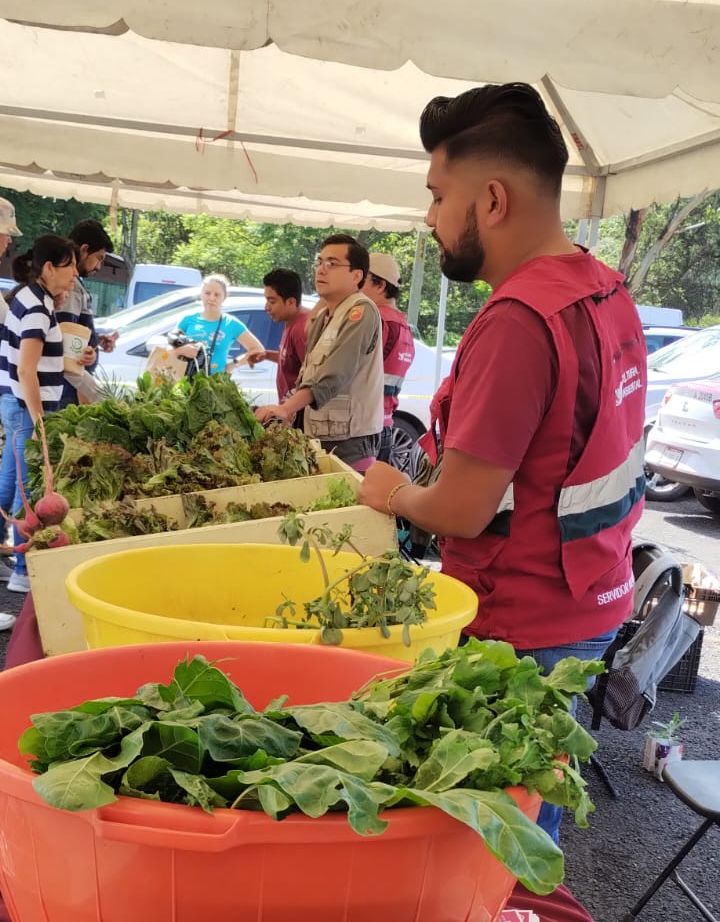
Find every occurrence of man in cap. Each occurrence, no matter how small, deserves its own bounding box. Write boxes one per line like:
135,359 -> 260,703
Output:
362,252 -> 415,462
0,196 -> 22,327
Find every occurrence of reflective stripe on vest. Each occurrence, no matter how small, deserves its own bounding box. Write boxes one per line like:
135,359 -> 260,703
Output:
486,484 -> 515,537
383,371 -> 405,397
557,438 -> 646,543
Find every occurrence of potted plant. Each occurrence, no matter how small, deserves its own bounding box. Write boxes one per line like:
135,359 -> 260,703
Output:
643,712 -> 685,779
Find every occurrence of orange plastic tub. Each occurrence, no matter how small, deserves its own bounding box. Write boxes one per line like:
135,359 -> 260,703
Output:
0,642 -> 540,922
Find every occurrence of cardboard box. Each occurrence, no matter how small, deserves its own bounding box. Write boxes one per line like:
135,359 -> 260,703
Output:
28,454 -> 397,656
682,563 -> 720,627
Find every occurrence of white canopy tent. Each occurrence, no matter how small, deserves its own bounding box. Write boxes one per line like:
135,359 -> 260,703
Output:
0,2 -> 720,229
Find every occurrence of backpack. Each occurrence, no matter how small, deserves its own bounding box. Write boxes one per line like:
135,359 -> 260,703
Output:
588,543 -> 700,731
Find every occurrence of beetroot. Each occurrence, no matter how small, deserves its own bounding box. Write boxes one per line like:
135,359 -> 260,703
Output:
34,418 -> 70,526
47,529 -> 70,548
34,493 -> 70,526
0,432 -> 42,538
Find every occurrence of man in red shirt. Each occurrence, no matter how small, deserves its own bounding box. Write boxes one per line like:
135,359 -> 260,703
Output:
362,252 -> 416,462
360,83 -> 646,842
248,268 -> 310,403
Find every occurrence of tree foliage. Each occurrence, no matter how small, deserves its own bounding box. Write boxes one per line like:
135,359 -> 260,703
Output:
3,184 -> 720,340
0,187 -> 106,247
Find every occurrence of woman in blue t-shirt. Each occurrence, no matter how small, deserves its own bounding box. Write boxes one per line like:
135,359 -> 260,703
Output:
171,274 -> 264,374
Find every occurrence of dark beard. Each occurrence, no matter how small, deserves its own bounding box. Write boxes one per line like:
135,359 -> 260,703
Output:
434,206 -> 484,283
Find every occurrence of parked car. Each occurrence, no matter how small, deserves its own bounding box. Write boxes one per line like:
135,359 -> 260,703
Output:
97,295 -> 452,442
642,325 -> 695,354
645,376 -> 720,518
637,304 -> 684,327
643,325 -> 720,500
125,264 -> 202,307
98,285 -> 268,332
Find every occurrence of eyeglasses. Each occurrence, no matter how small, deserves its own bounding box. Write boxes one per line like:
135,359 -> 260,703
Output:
314,258 -> 352,271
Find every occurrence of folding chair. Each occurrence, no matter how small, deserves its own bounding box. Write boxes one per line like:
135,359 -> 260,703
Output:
622,760 -> 719,921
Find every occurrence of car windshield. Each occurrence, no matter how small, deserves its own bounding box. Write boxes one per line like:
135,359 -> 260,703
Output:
118,302 -> 203,340
647,328 -> 720,378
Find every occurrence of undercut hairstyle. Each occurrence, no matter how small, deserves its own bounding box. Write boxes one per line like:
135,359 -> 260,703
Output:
68,219 -> 114,255
419,83 -> 568,196
320,233 -> 369,286
369,273 -> 399,301
263,268 -> 302,304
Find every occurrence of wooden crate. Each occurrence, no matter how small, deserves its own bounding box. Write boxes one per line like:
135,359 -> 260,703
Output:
27,456 -> 396,656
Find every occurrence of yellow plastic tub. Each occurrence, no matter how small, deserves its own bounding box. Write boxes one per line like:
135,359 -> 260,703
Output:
66,544 -> 477,661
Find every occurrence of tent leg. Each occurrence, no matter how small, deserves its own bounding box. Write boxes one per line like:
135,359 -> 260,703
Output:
587,216 -> 600,250
434,274 -> 449,390
406,229 -> 428,331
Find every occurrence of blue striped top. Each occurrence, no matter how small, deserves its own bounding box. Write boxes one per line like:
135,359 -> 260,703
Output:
0,282 -> 64,412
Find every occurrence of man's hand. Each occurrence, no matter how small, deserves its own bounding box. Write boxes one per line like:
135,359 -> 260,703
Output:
255,403 -> 293,426
77,346 -> 97,367
246,349 -> 268,367
359,461 -> 410,513
98,331 -> 119,353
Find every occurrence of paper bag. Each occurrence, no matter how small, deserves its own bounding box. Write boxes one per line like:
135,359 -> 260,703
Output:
59,321 -> 91,374
144,345 -> 188,383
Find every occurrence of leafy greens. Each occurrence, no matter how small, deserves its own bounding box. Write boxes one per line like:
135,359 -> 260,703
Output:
20,642 -> 604,894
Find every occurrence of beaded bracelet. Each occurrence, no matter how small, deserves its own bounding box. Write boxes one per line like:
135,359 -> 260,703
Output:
386,482 -> 411,516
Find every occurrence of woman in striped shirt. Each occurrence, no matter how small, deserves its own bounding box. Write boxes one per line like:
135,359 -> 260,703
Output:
0,234 -> 77,595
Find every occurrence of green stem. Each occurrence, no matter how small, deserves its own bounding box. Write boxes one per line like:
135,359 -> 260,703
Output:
308,535 -> 330,589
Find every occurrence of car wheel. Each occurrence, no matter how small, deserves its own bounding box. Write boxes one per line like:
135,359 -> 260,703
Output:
644,469 -> 691,502
694,490 -> 720,516
386,421 -> 425,481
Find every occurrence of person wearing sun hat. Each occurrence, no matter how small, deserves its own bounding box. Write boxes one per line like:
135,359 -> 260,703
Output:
0,196 -> 22,327
362,252 -> 415,462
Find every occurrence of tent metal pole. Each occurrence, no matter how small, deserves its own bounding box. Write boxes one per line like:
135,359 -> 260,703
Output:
406,228 -> 428,330
434,274 -> 449,390
588,216 -> 600,250
575,219 -> 589,246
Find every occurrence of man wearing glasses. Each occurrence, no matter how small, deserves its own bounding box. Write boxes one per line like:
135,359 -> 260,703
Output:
256,233 -> 383,472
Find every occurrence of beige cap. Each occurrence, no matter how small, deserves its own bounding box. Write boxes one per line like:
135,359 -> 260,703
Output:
0,198 -> 21,236
369,252 -> 401,287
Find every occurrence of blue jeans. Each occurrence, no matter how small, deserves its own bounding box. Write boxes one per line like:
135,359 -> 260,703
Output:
0,394 -> 35,576
515,629 -> 618,843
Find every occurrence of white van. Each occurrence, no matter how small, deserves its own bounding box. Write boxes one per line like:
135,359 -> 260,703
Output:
125,264 -> 202,306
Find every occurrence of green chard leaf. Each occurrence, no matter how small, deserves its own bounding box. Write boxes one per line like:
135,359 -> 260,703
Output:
412,731 -> 499,792
397,786 -> 564,895
169,656 -> 255,714
197,714 -> 302,763
285,703 -> 401,757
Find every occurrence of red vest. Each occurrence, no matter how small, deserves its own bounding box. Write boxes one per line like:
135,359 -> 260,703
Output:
427,253 -> 646,649
378,303 -> 415,427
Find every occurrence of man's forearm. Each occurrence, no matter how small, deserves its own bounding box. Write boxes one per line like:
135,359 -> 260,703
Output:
280,386 -> 315,415
388,483 -> 491,539
389,454 -> 513,540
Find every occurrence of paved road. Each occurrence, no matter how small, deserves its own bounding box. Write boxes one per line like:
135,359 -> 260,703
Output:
636,493 -> 720,573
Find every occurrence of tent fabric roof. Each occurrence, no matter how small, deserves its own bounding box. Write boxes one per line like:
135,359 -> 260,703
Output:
0,3 -> 719,228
